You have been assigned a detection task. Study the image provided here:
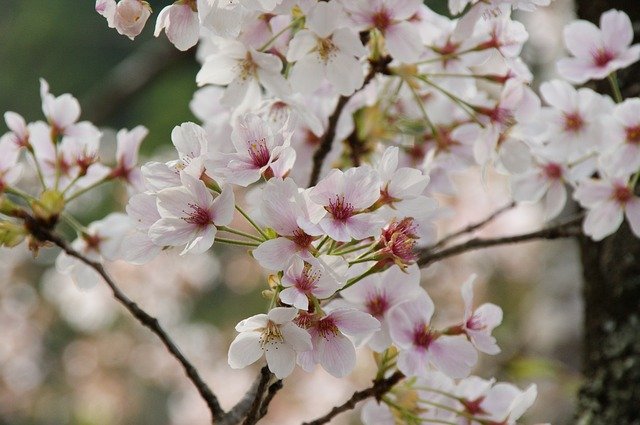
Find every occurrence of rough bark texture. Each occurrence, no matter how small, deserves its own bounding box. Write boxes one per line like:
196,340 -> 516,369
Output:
575,3 -> 640,424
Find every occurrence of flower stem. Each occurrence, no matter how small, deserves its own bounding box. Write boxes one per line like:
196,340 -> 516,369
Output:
608,72 -> 623,103
218,226 -> 264,243
214,237 -> 260,247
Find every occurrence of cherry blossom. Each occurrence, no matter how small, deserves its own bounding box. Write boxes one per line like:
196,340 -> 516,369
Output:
2,111 -> 29,148
280,256 -> 341,310
110,126 -> 148,190
338,264 -> 422,351
558,9 -> 640,84
96,0 -> 152,40
149,173 -> 235,254
309,166 -> 383,242
389,291 -> 478,379
459,275 -> 503,355
228,307 -> 312,379
574,175 -> 640,241
286,1 -> 367,96
155,1 -> 200,51
252,177 -> 324,271
123,192 -> 164,264
341,0 -> 424,63
0,136 -> 21,192
196,39 -> 290,107
296,308 -> 380,377
602,98 -> 640,176
209,113 -> 296,186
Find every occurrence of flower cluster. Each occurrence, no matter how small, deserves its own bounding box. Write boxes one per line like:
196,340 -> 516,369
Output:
4,0 -> 640,423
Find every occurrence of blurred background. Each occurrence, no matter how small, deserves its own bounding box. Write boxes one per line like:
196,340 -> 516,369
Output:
0,0 -> 582,424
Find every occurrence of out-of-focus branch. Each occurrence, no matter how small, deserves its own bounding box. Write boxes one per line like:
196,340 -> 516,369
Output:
302,371 -> 405,425
21,213 -> 225,422
258,379 -> 284,420
429,201 -> 516,250
307,57 -> 391,187
82,39 -> 182,124
417,215 -> 584,267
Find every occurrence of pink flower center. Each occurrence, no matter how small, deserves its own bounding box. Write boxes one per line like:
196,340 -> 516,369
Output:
372,8 -> 392,31
365,292 -> 389,318
563,112 -> 584,133
613,184 -> 632,205
626,125 -> 640,144
183,203 -> 212,227
248,139 -> 271,168
327,195 -> 355,221
482,106 -> 514,127
543,162 -> 563,180
295,265 -> 321,293
291,228 -> 314,248
466,314 -> 486,331
316,316 -> 340,339
462,397 -> 487,415
412,324 -> 436,349
592,48 -> 615,67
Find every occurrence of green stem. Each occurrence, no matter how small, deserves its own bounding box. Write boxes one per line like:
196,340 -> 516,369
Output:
235,205 -> 268,240
258,17 -> 302,52
316,235 -> 330,251
348,256 -> 378,265
332,242 -> 375,256
217,226 -> 264,243
404,77 -> 438,140
416,75 -> 483,126
339,265 -> 379,291
608,72 -> 623,103
26,148 -> 47,189
214,237 -> 260,247
65,178 -> 110,202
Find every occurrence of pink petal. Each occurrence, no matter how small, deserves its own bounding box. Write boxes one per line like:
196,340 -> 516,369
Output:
428,335 -> 477,378
317,333 -> 356,378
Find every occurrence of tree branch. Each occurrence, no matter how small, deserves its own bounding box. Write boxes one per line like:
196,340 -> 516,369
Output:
242,366 -> 273,425
22,214 -> 225,422
307,57 -> 390,187
258,379 -> 284,420
302,371 -> 405,425
429,201 -> 516,250
417,215 -> 584,267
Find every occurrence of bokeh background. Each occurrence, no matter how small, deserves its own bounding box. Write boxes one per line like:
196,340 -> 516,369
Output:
0,0 -> 583,424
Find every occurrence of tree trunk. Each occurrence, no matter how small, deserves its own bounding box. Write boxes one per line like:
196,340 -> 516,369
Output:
575,2 -> 640,424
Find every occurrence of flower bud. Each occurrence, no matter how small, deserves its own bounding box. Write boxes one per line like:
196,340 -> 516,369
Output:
0,221 -> 26,248
32,190 -> 65,222
114,0 -> 152,40
375,217 -> 419,270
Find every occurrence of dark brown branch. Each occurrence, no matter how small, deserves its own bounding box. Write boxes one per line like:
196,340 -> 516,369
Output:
242,366 -> 273,425
219,366 -> 272,425
302,371 -> 405,425
258,379 -> 284,420
417,215 -> 584,267
23,215 -> 225,422
430,201 -> 516,250
307,57 -> 390,187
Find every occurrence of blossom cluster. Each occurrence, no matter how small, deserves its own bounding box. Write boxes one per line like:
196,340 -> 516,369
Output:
3,0 -> 640,423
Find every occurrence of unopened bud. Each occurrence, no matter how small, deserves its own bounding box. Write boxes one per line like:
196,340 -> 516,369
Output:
0,221 -> 26,248
32,190 -> 65,221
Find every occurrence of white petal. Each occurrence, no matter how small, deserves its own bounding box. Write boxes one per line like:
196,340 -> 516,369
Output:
228,332 -> 264,369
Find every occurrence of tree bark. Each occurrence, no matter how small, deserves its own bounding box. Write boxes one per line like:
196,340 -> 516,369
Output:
575,3 -> 640,424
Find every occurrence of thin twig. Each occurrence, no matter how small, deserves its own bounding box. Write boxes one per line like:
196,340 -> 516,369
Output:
23,215 -> 225,422
430,202 -> 516,250
417,215 -> 584,267
302,371 -> 405,425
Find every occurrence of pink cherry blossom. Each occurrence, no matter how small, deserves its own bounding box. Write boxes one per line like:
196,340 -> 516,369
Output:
155,2 -> 200,51
149,173 -> 235,254
96,0 -> 152,40
339,264 -> 422,351
0,136 -> 21,192
603,98 -> 640,176
196,40 -> 290,107
56,213 -> 134,289
460,275 -> 503,355
110,125 -> 148,190
228,307 -> 312,379
280,256 -> 342,310
539,80 -> 611,161
123,192 -> 164,264
389,291 -> 478,378
341,0 -> 424,63
574,175 -> 640,241
210,113 -> 296,187
296,308 -> 380,378
511,156 -> 569,220
309,166 -> 383,242
253,177 -> 324,270
286,1 -> 367,96
557,9 -> 640,84
2,111 -> 29,148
